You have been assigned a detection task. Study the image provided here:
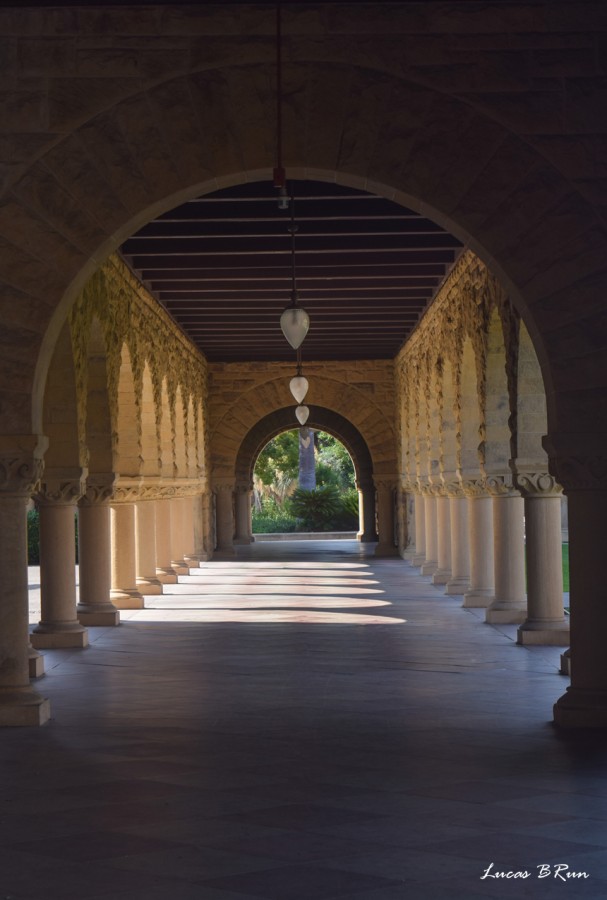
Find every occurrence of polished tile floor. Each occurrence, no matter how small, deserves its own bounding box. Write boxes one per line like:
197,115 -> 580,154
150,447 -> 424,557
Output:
5,541 -> 606,899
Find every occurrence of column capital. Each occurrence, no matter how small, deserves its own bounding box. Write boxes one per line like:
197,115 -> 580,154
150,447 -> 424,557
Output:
234,482 -> 253,495
0,434 -> 47,497
460,478 -> 489,499
36,467 -> 88,506
484,473 -> 520,498
543,433 -> 607,492
80,473 -> 117,506
214,479 -> 235,493
514,470 -> 562,498
442,477 -> 466,499
373,476 -> 397,492
112,479 -> 142,503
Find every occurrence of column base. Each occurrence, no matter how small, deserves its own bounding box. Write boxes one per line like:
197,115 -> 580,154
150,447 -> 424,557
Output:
402,548 -> 416,562
214,548 -> 236,559
156,568 -> 178,584
445,577 -> 470,595
233,537 -> 253,546
560,648 -> 571,676
412,553 -> 426,567
31,625 -> 89,650
110,589 -> 145,609
432,568 -> 451,585
171,564 -> 190,575
184,555 -> 201,567
517,620 -> 570,646
420,560 -> 438,576
485,603 -> 527,625
0,688 -> 51,727
28,646 -> 45,678
554,687 -> 607,728
462,589 -> 494,608
78,608 -> 120,626
358,532 -> 379,543
136,577 -> 163,595
374,543 -> 399,557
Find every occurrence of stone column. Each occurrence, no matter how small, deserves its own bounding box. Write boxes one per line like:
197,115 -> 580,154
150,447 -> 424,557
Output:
0,437 -> 50,726
182,495 -> 200,565
462,481 -> 495,608
31,471 -> 89,649
484,476 -> 527,625
445,485 -> 471,595
357,481 -> 378,542
374,478 -> 398,557
234,483 -> 254,544
412,489 -> 426,566
515,470 -> 569,646
432,491 -> 452,585
421,486 -> 438,576
155,497 -> 178,583
77,477 -> 120,626
214,481 -> 236,557
195,490 -> 212,562
110,495 -> 144,609
169,496 -> 189,574
135,498 -> 163,595
549,448 -> 607,727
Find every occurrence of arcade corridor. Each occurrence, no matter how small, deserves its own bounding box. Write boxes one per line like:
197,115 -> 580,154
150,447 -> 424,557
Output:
4,541 -> 606,899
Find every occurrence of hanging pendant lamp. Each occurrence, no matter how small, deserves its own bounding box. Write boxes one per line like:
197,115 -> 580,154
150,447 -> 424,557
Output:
290,372 -> 309,404
295,404 -> 310,425
280,200 -> 309,349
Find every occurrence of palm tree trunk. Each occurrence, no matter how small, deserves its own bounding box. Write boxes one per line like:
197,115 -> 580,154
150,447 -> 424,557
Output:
298,428 -> 316,490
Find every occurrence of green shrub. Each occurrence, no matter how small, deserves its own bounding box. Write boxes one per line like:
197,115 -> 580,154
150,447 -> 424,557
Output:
288,485 -> 342,531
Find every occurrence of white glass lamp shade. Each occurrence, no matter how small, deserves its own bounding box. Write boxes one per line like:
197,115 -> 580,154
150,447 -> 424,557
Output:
295,404 -> 310,425
280,305 -> 310,349
289,374 -> 309,404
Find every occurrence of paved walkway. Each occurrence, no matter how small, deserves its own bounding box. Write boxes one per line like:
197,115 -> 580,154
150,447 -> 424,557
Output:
5,541 -> 606,898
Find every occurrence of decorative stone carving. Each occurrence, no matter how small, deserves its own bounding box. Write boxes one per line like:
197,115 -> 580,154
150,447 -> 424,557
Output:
460,478 -> 488,498
515,470 -> 562,498
0,435 -> 47,496
36,468 -> 87,506
484,473 -> 519,498
548,455 -> 607,493
80,474 -> 117,506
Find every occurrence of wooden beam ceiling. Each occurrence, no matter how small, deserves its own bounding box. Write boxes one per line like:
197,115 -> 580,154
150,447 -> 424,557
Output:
120,180 -> 463,362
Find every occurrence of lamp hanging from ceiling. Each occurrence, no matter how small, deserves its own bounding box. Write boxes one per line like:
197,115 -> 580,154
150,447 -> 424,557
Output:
290,344 -> 309,404
280,186 -> 310,349
295,404 -> 310,426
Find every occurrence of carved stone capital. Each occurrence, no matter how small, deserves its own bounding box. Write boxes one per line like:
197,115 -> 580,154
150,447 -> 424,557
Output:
484,473 -> 520,498
443,480 -> 466,499
460,478 -> 489,499
214,480 -> 235,494
80,474 -> 117,506
373,477 -> 397,493
112,479 -> 142,503
514,471 -> 562,498
36,468 -> 88,506
0,435 -> 47,497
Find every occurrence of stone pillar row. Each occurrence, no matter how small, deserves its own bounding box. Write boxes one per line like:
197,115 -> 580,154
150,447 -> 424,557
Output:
403,469 -> 569,646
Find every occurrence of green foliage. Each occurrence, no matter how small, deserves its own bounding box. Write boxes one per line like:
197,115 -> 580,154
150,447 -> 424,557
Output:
27,508 -> 40,564
316,433 -> 356,490
288,485 -> 342,531
315,461 -> 340,488
26,507 -> 79,564
255,431 -> 300,487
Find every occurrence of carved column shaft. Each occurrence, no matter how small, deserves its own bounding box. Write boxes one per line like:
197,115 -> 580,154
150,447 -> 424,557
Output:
32,473 -> 88,649
135,500 -> 163,595
170,498 -> 189,573
234,485 -> 253,545
412,491 -> 426,566
421,490 -> 438,575
446,493 -> 471,596
155,498 -> 178,583
78,493 -> 119,626
485,485 -> 527,625
433,494 -> 452,585
516,472 -> 568,646
357,484 -> 377,543
215,483 -> 236,557
374,480 -> 398,557
110,502 -> 144,609
463,491 -> 495,608
0,441 -> 50,726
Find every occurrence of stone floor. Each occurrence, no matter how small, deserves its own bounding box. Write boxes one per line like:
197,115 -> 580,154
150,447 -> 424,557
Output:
5,541 -> 606,899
